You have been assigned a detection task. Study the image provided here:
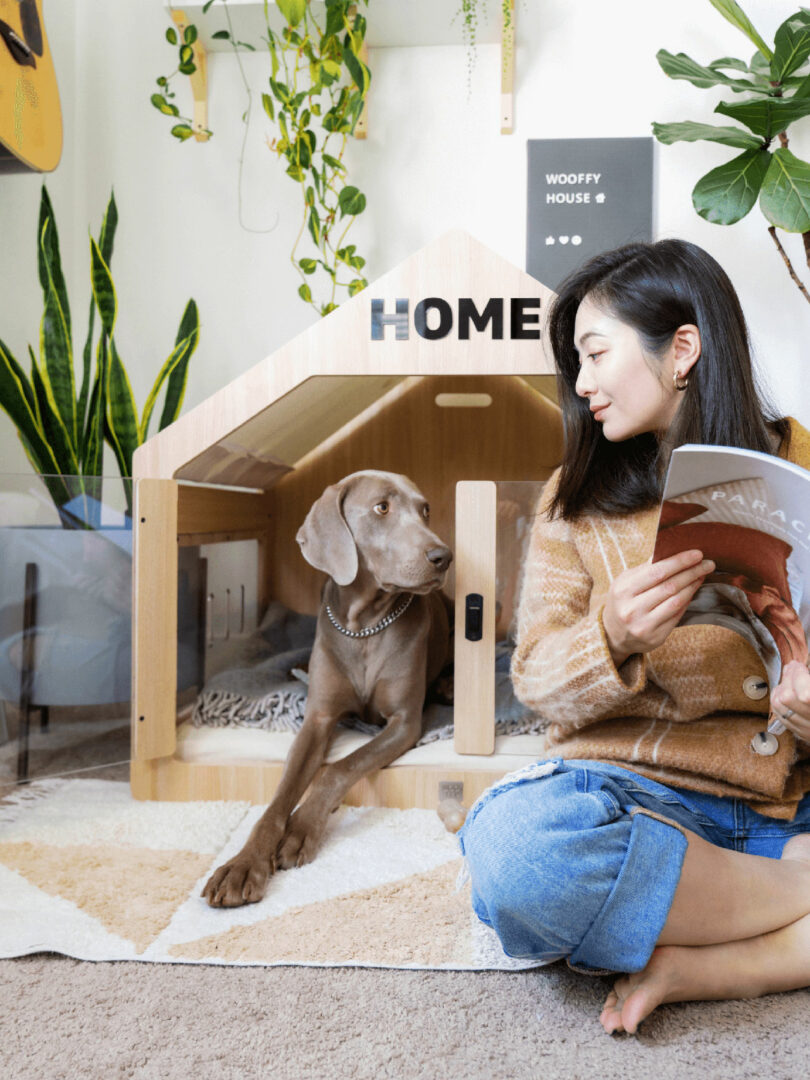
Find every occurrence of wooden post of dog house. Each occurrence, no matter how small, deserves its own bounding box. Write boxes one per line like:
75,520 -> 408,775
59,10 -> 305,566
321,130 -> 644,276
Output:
454,481 -> 496,755
132,479 -> 179,761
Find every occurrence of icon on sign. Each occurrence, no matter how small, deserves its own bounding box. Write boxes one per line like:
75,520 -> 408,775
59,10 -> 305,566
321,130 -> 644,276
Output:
572,235 -> 582,246
595,193 -> 606,204
559,236 -> 569,245
545,236 -> 555,245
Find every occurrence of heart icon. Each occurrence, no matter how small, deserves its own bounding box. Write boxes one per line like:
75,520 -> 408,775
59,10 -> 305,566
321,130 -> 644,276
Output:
559,236 -> 569,245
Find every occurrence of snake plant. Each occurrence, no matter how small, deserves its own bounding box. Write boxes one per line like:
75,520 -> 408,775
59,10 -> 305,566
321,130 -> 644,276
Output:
0,185 -> 199,520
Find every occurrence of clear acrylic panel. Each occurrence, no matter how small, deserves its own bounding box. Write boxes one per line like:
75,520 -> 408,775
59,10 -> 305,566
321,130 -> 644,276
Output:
0,474 -> 132,790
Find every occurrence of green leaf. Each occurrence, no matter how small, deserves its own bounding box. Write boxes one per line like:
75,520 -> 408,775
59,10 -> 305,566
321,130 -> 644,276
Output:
178,62 -> 196,75
771,13 -> 810,82
793,69 -> 810,98
184,25 -> 198,45
759,147 -> 810,232
159,299 -> 199,430
105,338 -> 140,479
171,124 -> 195,140
348,278 -> 366,297
709,56 -> 750,73
321,302 -> 338,316
179,44 -> 194,64
286,164 -> 306,181
298,283 -> 312,303
337,185 -> 366,218
30,353 -> 80,475
151,93 -> 180,117
342,43 -> 370,93
322,152 -> 346,173
299,257 -> 317,273
141,332 -> 196,441
40,219 -> 77,447
0,336 -> 61,476
82,359 -> 104,477
652,120 -> 763,149
261,92 -> 275,120
37,186 -> 71,343
90,237 -> 117,336
692,147 -> 772,224
203,0 -> 217,11
166,27 -> 178,45
707,0 -> 773,61
656,49 -> 755,91
308,207 -> 321,245
715,94 -> 810,138
211,30 -> 230,40
277,0 -> 306,27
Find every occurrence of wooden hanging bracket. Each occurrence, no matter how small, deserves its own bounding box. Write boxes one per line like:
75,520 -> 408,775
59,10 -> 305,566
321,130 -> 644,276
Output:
171,8 -> 210,143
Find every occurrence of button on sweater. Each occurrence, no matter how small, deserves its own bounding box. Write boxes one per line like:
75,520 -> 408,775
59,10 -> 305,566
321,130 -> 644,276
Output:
510,417 -> 810,820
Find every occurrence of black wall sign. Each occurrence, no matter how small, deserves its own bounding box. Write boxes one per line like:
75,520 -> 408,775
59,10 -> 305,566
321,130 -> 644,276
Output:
526,137 -> 654,291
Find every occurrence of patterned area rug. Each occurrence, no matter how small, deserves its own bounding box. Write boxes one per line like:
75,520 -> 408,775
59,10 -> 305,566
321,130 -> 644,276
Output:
0,779 -> 545,970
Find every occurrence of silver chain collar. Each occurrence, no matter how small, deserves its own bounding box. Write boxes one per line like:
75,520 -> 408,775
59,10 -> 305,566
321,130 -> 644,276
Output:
325,593 -> 414,638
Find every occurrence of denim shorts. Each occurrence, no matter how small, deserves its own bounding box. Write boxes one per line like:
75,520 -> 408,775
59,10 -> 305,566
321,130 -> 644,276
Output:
457,758 -> 810,975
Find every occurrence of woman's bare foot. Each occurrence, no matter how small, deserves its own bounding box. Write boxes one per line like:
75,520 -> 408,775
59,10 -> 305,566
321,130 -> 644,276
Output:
599,946 -> 686,1035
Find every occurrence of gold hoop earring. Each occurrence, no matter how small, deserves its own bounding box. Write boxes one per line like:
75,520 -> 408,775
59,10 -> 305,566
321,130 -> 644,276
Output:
673,370 -> 689,391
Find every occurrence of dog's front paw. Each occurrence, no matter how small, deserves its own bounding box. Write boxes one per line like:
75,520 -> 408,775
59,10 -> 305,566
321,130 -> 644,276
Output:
201,852 -> 273,908
277,811 -> 324,870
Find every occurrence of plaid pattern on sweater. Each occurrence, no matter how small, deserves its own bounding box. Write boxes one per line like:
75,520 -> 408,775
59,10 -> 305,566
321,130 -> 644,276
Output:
511,418 -> 810,820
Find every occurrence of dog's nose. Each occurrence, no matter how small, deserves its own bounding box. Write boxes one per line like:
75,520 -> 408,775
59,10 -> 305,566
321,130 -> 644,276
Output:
426,546 -> 452,573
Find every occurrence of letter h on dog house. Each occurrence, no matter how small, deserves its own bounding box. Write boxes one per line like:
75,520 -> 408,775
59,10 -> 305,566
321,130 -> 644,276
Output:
131,230 -> 563,808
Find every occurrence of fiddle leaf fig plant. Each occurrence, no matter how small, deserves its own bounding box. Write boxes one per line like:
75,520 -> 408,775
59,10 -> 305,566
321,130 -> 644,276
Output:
653,0 -> 810,304
0,185 -> 199,520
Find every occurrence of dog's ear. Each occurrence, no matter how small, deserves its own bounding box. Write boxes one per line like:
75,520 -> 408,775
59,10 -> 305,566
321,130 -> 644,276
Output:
296,480 -> 358,586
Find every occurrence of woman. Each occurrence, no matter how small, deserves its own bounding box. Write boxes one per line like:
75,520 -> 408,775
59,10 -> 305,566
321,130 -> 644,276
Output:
458,239 -> 810,1034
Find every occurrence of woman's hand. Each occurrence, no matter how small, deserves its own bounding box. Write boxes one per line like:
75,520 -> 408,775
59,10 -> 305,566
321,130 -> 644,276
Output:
602,549 -> 715,667
770,661 -> 810,741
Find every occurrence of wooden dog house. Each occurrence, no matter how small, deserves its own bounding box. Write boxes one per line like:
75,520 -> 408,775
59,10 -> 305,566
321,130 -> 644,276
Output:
131,230 -> 563,808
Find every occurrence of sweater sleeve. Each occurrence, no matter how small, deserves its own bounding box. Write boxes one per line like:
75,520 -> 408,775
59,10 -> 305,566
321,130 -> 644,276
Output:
510,473 -> 648,732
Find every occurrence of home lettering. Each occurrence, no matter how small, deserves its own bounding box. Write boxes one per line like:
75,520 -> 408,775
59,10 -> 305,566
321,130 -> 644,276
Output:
370,298 -> 541,340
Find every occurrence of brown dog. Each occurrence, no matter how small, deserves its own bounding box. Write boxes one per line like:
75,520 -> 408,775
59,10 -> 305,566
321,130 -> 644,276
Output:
202,470 -> 453,907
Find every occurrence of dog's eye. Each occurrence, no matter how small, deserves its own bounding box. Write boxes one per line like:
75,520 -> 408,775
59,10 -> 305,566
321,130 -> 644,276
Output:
422,504 -> 430,519
374,501 -> 389,515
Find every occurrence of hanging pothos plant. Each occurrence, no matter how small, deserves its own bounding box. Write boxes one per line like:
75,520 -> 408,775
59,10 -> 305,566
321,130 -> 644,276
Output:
152,0 -> 370,318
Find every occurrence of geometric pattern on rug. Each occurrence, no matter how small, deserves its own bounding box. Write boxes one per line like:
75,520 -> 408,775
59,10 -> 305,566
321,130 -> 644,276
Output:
0,841 -> 212,954
0,778 -> 549,970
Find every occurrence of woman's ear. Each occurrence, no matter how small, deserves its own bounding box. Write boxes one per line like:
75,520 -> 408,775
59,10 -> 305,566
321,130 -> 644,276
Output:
670,323 -> 701,378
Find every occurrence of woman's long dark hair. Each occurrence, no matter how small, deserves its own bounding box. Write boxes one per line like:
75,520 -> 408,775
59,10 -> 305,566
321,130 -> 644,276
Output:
547,239 -> 789,520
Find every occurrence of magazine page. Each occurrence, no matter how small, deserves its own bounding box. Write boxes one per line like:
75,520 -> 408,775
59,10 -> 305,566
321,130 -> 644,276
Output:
653,444 -> 810,690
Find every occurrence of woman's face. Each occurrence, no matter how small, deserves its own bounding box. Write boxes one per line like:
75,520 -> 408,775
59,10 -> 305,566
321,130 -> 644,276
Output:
573,296 -> 686,442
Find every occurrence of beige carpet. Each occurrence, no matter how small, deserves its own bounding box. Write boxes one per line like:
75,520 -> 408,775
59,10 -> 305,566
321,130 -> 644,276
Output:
0,777 -> 544,970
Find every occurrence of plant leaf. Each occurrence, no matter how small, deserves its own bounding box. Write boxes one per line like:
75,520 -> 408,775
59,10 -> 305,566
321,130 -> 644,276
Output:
715,94 -> 810,138
30,353 -> 80,475
277,0 -> 306,27
40,219 -> 77,448
709,56 -> 750,72
89,237 -> 117,336
759,146 -> 810,232
707,0 -> 773,61
0,336 -> 61,476
652,120 -> 763,149
105,338 -> 140,479
342,43 -> 370,93
79,191 -> 118,452
692,147 -> 772,224
337,185 -> 366,217
771,12 -> 810,82
37,186 -> 71,344
656,49 -> 755,91
159,299 -> 199,430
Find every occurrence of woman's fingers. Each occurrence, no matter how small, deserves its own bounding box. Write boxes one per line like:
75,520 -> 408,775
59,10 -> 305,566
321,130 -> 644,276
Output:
771,661 -> 810,738
641,558 -> 715,619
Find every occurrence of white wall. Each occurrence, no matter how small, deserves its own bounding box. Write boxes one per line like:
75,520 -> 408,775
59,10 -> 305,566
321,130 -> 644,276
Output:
1,0 -> 808,478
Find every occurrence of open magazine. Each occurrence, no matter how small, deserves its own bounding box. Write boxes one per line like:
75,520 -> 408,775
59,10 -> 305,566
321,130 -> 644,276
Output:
652,444 -> 810,715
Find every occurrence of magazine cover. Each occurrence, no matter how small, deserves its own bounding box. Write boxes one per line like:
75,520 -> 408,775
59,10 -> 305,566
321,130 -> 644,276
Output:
653,444 -> 810,694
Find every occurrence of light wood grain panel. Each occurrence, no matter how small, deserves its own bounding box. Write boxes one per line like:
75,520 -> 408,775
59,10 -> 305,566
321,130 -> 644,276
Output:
454,482 -> 496,755
131,756 -> 522,809
132,480 -> 179,761
132,231 -> 557,484
177,485 -> 273,535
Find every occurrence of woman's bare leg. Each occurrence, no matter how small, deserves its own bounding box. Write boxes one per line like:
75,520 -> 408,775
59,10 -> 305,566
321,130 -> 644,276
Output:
598,829 -> 810,1034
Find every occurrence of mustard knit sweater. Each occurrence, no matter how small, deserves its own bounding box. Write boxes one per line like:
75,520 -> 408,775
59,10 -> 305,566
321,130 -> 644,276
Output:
511,417 -> 810,820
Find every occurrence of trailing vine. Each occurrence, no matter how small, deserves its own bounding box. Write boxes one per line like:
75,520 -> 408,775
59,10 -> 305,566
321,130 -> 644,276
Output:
152,0 -> 370,317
